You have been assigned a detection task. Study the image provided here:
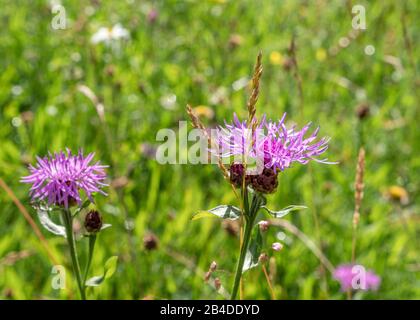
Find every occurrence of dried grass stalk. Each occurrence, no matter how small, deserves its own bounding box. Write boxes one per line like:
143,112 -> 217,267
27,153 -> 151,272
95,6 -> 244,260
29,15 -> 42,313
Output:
186,104 -> 229,180
247,51 -> 263,128
353,148 -> 365,229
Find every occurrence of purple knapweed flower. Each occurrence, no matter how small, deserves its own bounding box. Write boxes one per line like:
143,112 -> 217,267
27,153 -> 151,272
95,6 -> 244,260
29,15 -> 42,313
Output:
212,113 -> 266,160
263,113 -> 334,171
147,8 -> 158,24
333,264 -> 381,291
211,113 -> 334,172
21,149 -> 108,208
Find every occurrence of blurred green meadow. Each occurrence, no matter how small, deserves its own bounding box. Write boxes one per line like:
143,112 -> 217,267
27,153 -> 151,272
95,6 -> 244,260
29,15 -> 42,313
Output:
0,0 -> 419,299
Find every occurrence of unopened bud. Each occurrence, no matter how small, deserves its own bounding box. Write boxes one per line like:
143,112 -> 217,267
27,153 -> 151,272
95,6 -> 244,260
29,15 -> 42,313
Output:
258,253 -> 268,263
229,163 -> 251,188
356,103 -> 370,120
143,232 -> 159,251
210,261 -> 217,272
84,210 -> 103,233
251,168 -> 279,194
258,220 -> 270,232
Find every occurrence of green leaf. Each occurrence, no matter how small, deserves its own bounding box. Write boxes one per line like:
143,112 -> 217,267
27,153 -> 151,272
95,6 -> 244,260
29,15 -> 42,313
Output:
192,205 -> 241,221
243,227 -> 263,273
103,256 -> 118,278
37,209 -> 66,237
85,256 -> 118,287
262,205 -> 307,218
257,194 -> 267,207
84,275 -> 104,287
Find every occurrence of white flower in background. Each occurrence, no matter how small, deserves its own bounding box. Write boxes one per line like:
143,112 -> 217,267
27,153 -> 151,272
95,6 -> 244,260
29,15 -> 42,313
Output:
160,94 -> 177,110
91,24 -> 130,45
49,0 -> 62,8
272,242 -> 284,252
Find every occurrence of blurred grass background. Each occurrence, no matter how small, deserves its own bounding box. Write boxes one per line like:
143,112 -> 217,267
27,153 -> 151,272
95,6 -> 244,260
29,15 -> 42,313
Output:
0,0 -> 418,299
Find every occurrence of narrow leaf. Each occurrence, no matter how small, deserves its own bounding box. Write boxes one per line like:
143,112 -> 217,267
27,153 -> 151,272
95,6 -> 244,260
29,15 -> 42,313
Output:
37,209 -> 66,237
103,256 -> 118,279
101,223 -> 112,231
85,256 -> 118,287
192,205 -> 241,221
243,227 -> 263,273
84,275 -> 104,287
262,205 -> 307,218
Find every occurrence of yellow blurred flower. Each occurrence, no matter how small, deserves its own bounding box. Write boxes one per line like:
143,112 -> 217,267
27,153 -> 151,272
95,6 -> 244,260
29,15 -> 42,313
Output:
269,51 -> 283,65
386,186 -> 409,205
316,48 -> 327,62
193,105 -> 215,119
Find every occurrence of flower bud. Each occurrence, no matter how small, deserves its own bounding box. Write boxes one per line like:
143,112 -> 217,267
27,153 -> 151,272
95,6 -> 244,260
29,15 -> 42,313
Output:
210,261 -> 217,272
258,253 -> 268,263
143,232 -> 159,251
258,220 -> 270,232
356,103 -> 370,120
251,168 -> 278,194
84,210 -> 103,233
229,163 -> 251,188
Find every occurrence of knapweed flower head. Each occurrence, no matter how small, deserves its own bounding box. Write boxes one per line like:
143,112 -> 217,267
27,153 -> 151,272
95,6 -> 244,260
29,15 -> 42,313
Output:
333,264 -> 381,292
263,113 -> 333,172
213,113 -> 266,163
211,113 -> 334,193
250,167 -> 279,194
212,112 -> 333,173
21,149 -> 108,208
85,210 -> 103,234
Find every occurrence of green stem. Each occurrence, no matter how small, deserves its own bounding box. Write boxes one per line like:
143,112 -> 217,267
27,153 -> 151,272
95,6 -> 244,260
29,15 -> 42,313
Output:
63,209 -> 86,300
231,217 -> 254,299
242,187 -> 250,216
231,194 -> 259,300
82,234 -> 96,297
